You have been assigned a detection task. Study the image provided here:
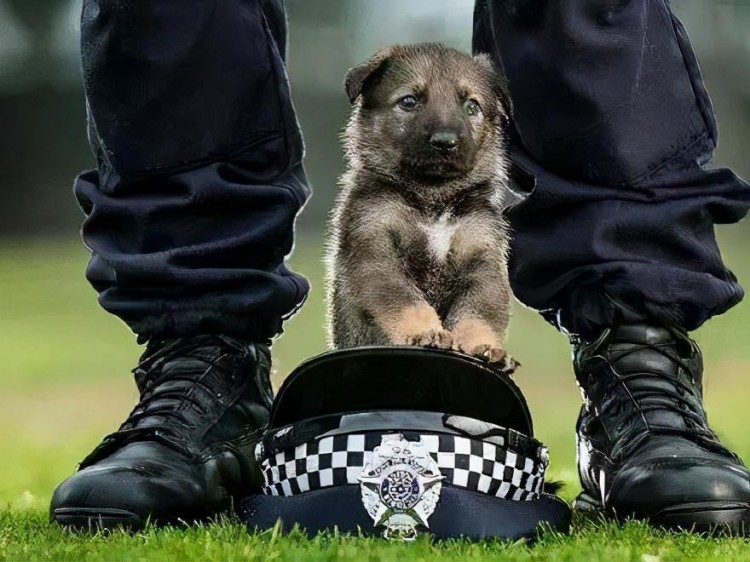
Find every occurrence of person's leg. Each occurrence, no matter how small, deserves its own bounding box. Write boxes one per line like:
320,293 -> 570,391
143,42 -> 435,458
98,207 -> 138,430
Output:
474,0 -> 750,532
76,0 -> 308,341
51,0 -> 308,530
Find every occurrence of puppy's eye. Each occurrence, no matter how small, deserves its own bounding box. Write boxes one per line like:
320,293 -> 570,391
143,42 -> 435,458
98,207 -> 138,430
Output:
397,95 -> 418,111
464,99 -> 481,117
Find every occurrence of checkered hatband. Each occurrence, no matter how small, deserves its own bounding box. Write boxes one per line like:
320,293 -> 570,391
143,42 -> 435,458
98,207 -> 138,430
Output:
259,431 -> 549,501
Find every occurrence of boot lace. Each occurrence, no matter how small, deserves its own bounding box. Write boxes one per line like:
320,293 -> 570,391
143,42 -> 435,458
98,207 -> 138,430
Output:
80,336 -> 247,467
580,329 -> 731,459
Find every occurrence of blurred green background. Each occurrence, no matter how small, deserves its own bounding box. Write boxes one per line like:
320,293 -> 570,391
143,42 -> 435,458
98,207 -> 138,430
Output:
1,0 -> 749,510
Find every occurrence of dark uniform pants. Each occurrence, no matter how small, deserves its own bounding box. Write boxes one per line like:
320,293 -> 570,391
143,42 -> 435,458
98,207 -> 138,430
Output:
75,0 -> 750,341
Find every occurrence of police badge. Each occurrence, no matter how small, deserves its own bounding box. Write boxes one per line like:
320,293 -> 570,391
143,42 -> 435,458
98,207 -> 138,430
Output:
359,435 -> 443,539
240,346 -> 571,540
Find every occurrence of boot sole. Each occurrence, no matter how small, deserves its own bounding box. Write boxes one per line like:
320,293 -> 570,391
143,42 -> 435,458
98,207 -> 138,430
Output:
52,507 -> 144,532
575,492 -> 750,536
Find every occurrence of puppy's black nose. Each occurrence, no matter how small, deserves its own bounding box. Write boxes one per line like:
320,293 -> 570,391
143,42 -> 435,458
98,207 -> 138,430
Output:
430,131 -> 459,152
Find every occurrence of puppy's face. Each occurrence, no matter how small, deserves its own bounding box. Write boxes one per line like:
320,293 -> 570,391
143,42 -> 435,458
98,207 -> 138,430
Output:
344,44 -> 512,185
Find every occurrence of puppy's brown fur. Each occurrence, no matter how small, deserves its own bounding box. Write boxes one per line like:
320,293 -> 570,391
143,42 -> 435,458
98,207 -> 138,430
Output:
327,43 -> 516,364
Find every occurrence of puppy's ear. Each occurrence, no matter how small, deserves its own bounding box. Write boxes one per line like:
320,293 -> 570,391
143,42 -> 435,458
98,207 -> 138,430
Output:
344,48 -> 393,104
473,53 -> 514,121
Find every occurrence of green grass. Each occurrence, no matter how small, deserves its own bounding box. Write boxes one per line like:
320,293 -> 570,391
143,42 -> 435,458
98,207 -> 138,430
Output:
2,229 -> 750,560
3,511 -> 750,562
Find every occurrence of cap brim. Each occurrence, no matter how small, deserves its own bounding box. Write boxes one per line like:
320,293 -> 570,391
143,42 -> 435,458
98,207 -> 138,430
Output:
271,346 -> 533,436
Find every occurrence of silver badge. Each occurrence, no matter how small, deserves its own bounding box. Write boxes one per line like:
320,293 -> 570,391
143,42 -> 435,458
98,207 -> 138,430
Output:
359,434 -> 443,540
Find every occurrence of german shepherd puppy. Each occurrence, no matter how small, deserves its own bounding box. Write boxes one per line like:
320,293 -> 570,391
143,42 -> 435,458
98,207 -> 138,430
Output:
327,43 -> 517,367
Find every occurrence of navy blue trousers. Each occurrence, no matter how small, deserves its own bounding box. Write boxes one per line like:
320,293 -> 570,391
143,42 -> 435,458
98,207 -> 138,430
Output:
75,0 -> 750,342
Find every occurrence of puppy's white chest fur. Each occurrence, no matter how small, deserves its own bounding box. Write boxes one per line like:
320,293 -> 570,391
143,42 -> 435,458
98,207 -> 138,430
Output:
420,213 -> 459,261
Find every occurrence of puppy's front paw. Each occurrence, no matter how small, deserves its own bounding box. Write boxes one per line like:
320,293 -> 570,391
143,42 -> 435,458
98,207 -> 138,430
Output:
406,329 -> 453,349
386,303 -> 446,347
492,353 -> 520,375
450,317 -> 505,363
466,344 -> 507,364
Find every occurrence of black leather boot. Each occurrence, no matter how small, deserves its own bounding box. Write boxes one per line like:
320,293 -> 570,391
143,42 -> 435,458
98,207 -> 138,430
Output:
50,335 -> 273,531
574,324 -> 750,534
